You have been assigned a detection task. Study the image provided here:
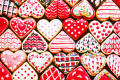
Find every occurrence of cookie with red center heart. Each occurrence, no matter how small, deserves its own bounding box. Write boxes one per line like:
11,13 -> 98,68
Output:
0,29 -> 21,51
89,0 -> 104,7
67,66 -> 90,80
19,0 -> 45,18
114,21 -> 120,37
101,33 -> 120,55
76,33 -> 100,54
45,0 -> 70,19
0,62 -> 12,80
113,0 -> 120,8
107,54 -> 120,78
94,69 -> 117,80
96,0 -> 120,21
1,50 -> 26,72
28,52 -> 53,73
71,0 -> 95,20
0,17 -> 8,35
49,31 -> 75,53
22,30 -> 48,53
63,18 -> 88,40
40,65 -> 65,80
37,19 -> 62,41
12,62 -> 38,80
81,53 -> 106,76
10,17 -> 36,39
65,0 -> 80,7
12,0 -> 25,6
89,21 -> 113,43
54,52 -> 80,74
39,0 -> 53,6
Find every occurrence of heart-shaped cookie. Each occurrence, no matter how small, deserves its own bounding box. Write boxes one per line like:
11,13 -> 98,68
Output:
39,0 -> 53,6
76,33 -> 100,54
1,50 -> 26,72
0,17 -> 8,35
49,31 -> 75,53
113,0 -> 120,8
0,29 -> 21,51
94,69 -> 117,80
12,62 -> 38,80
89,21 -> 113,42
107,54 -> 120,78
101,33 -> 120,55
12,0 -> 25,6
10,17 -> 36,39
96,0 -> 120,21
67,66 -> 90,80
65,0 -> 80,7
37,19 -> 62,41
81,53 -> 106,76
45,0 -> 70,19
22,30 -> 48,53
114,21 -> 120,37
63,18 -> 88,40
89,0 -> 104,7
0,0 -> 18,18
40,65 -> 65,80
71,0 -> 95,20
28,52 -> 53,73
0,62 -> 12,80
54,52 -> 80,74
19,0 -> 45,18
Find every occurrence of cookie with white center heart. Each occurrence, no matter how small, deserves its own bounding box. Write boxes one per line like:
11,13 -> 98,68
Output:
65,0 -> 80,7
10,17 -> 36,39
94,69 -> 117,80
63,18 -> 88,40
0,62 -> 12,80
81,53 -> 106,76
37,19 -> 62,41
0,29 -> 21,51
67,66 -> 90,80
54,52 -> 80,74
1,50 -> 26,72
28,52 -> 53,73
89,21 -> 113,43
76,33 -> 100,54
22,30 -> 48,53
114,21 -> 120,37
12,62 -> 38,80
49,31 -> 75,53
40,65 -> 65,80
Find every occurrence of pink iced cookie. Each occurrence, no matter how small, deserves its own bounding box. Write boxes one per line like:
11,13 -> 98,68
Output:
114,21 -> 120,37
1,50 -> 26,72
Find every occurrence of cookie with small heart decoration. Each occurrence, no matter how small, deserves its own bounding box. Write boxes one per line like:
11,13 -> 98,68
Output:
81,53 -> 106,76
67,66 -> 90,80
65,0 -> 80,7
63,18 -> 88,40
54,52 -> 80,74
12,0 -> 25,6
28,52 -> 53,73
89,21 -> 113,43
114,21 -> 120,37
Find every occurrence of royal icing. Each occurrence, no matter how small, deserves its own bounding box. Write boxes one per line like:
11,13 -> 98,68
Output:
49,31 -> 75,53
37,19 -> 62,41
63,18 -> 88,40
89,0 -> 104,7
65,0 -> 80,6
12,0 -> 25,6
114,21 -> 120,37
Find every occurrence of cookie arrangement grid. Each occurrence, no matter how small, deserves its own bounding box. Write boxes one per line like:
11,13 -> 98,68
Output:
0,0 -> 120,80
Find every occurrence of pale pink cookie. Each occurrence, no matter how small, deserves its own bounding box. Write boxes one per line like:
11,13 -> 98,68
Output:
49,31 -> 75,53
0,62 -> 12,80
89,0 -> 104,7
40,65 -> 65,80
107,54 -> 120,78
28,52 -> 53,73
76,33 -> 100,54
101,33 -> 120,55
1,50 -> 26,72
96,0 -> 120,21
0,29 -> 21,51
114,21 -> 120,37
89,21 -> 113,43
37,19 -> 62,41
12,62 -> 38,80
19,0 -> 45,18
67,66 -> 90,80
65,0 -> 80,7
81,53 -> 106,76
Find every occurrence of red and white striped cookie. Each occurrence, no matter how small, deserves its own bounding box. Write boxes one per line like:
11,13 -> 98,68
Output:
49,31 -> 75,53
114,21 -> 120,37
28,52 -> 53,73
89,21 -> 113,42
12,62 -> 38,80
1,50 -> 26,72
37,19 -> 62,41
96,0 -> 120,21
65,0 -> 80,6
